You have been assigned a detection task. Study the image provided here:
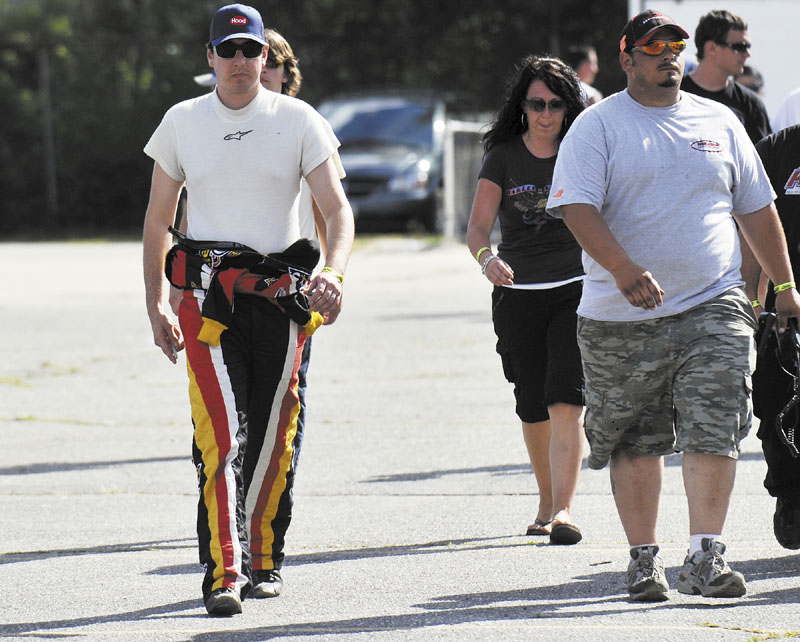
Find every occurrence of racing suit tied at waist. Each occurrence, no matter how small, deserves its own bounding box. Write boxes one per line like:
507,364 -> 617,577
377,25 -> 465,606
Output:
164,228 -> 324,346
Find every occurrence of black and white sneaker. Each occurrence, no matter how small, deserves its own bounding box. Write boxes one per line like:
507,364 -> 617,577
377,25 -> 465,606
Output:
205,587 -> 242,616
251,569 -> 283,598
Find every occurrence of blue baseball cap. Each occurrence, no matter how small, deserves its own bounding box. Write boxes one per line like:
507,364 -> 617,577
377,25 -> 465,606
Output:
209,4 -> 267,47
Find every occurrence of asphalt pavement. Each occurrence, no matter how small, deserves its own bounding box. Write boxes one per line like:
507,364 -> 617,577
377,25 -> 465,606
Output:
1,237 -> 799,641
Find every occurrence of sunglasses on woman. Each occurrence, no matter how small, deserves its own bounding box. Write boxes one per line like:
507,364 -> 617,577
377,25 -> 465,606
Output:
264,56 -> 285,69
214,40 -> 265,59
522,98 -> 566,113
631,39 -> 686,56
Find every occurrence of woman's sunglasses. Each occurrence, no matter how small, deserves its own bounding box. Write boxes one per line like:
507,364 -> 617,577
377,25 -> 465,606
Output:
522,98 -> 566,113
264,57 -> 285,69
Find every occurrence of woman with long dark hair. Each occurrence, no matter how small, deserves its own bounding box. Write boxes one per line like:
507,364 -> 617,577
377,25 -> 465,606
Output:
467,55 -> 587,545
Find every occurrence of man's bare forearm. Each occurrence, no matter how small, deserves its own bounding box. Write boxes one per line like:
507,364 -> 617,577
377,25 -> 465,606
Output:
738,231 -> 762,303
321,204 -> 354,275
734,204 -> 794,287
560,202 -> 664,309
143,216 -> 173,316
142,164 -> 183,317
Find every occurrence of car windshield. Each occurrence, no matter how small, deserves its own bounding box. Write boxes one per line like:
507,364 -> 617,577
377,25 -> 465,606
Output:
319,99 -> 435,150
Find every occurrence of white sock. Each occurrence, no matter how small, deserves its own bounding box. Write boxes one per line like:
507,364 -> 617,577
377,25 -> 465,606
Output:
689,533 -> 720,555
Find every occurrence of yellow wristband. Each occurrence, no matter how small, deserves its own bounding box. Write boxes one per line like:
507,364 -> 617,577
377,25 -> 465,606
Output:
321,266 -> 344,283
475,246 -> 491,262
751,299 -> 761,308
774,281 -> 796,294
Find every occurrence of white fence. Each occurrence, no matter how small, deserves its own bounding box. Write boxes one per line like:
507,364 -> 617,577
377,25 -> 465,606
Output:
442,119 -> 488,241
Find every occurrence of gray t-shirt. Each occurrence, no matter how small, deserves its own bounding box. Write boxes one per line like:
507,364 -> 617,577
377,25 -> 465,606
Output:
546,89 -> 775,322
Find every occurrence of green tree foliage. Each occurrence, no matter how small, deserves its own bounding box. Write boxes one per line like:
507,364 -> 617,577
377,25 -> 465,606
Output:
0,0 -> 625,236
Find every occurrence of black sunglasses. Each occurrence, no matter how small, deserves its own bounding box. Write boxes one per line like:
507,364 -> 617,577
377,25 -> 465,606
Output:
522,97 -> 566,113
716,40 -> 751,54
264,56 -> 285,69
215,40 -> 264,59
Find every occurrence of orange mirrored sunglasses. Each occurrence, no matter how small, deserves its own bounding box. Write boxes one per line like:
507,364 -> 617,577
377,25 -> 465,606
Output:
631,40 -> 686,56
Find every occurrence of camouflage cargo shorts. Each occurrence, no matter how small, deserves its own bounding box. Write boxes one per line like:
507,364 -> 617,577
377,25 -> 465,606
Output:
577,288 -> 757,470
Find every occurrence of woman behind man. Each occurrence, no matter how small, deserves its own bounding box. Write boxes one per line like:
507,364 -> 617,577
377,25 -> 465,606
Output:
467,55 -> 586,545
261,28 -> 329,254
260,28 -> 302,95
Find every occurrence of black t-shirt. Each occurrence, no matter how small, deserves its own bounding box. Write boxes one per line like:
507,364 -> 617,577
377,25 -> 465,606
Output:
756,125 -> 800,308
681,75 -> 772,144
478,136 -> 583,284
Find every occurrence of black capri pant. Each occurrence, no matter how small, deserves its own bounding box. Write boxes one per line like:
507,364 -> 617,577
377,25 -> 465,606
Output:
492,280 -> 584,423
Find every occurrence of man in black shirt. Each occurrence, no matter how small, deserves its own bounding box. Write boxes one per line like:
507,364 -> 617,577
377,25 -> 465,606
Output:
681,9 -> 771,349
752,125 -> 800,550
681,10 -> 771,145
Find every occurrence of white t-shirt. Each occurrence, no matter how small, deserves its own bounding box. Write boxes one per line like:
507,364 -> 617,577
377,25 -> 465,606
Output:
547,89 -> 775,322
581,81 -> 603,106
144,86 -> 340,255
772,86 -> 800,133
299,116 -> 343,271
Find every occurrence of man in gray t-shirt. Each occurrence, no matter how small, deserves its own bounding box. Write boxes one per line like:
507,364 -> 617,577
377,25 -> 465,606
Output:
546,10 -> 800,603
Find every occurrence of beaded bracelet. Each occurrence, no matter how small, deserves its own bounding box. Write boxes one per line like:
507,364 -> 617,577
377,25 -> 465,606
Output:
481,254 -> 497,275
321,266 -> 344,283
475,246 -> 491,262
774,281 -> 796,294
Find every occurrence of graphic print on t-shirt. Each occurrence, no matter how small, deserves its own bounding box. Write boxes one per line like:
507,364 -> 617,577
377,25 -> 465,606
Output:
506,179 -> 553,232
785,167 -> 800,195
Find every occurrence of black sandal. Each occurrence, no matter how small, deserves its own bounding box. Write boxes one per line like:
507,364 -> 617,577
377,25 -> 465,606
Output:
526,518 -> 552,536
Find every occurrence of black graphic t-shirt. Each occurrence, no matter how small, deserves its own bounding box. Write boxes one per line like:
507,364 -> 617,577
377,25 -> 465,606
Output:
479,136 -> 583,285
756,124 -> 800,308
681,75 -> 771,145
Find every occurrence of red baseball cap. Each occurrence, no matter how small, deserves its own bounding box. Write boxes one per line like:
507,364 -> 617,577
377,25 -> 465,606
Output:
620,10 -> 689,53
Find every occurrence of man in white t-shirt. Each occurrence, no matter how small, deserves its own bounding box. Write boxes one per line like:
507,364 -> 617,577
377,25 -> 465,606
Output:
565,45 -> 603,105
142,4 -> 354,617
772,86 -> 800,132
547,9 -> 800,603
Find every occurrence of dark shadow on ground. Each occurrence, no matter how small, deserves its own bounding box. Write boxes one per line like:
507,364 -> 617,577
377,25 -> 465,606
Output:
0,455 -> 188,475
149,534 -> 536,576
3,451 -> 762,481
180,554 -> 800,641
0,599 -> 200,637
0,538 -> 194,565
4,535 -> 797,640
363,451 -> 767,484
364,463 -> 531,483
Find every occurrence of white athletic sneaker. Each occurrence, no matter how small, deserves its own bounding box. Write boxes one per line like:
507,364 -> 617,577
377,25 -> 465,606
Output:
626,545 -> 669,602
677,538 -> 746,598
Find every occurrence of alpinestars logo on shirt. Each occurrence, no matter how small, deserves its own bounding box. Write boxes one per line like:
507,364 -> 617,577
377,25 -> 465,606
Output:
785,167 -> 800,195
224,130 -> 253,141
